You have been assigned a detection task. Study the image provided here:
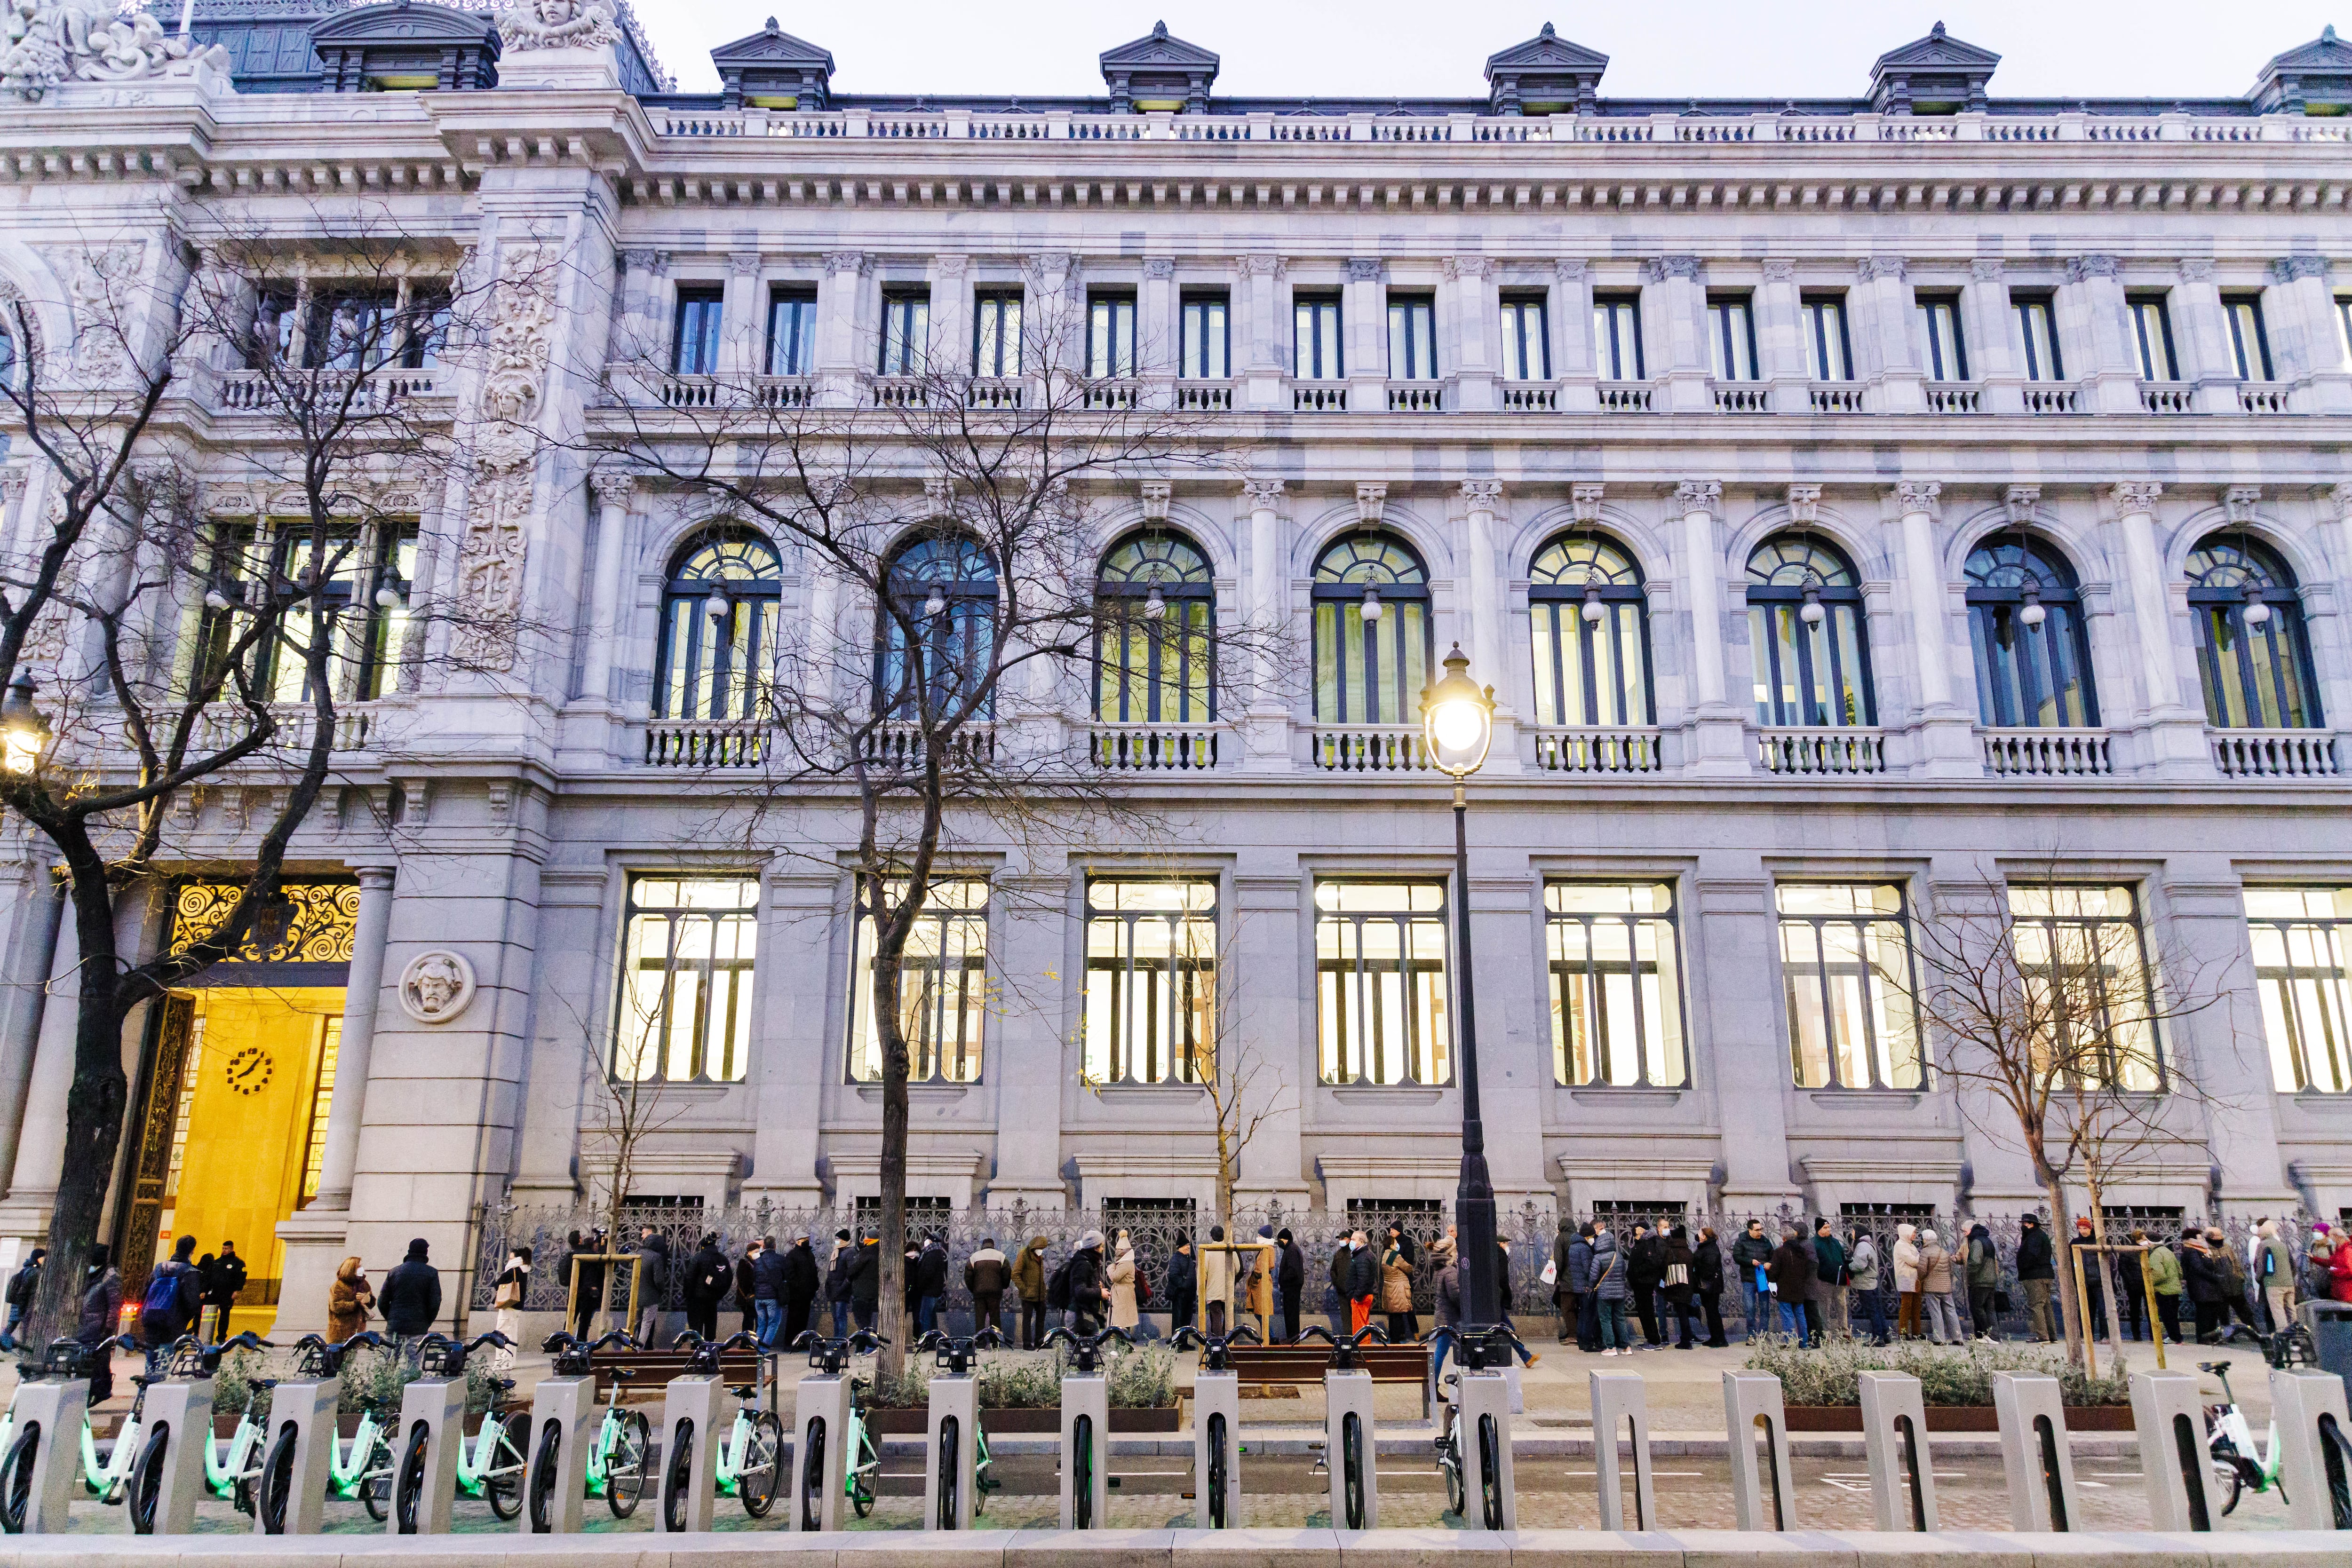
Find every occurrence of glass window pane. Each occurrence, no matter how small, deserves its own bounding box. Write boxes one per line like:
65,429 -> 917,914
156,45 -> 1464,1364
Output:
613,875 -> 758,1084
1778,883 -> 1920,1090
1546,884 -> 1685,1088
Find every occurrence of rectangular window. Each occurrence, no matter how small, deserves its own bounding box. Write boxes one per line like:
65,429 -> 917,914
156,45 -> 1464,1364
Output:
1082,879 -> 1216,1086
250,285 -> 300,369
849,879 -> 987,1085
672,286 -> 724,376
1386,294 -> 1437,380
295,1016 -> 340,1208
1708,296 -> 1759,381
2013,296 -> 2063,381
973,290 -> 1023,377
879,290 -> 930,375
1777,884 -> 1923,1091
2006,884 -> 2162,1092
1315,881 -> 1448,1086
766,287 -> 817,376
1546,883 -> 1686,1087
400,287 -> 452,370
1500,296 -> 1549,380
2244,887 -> 2352,1094
1088,293 -> 1136,379
195,516 -> 418,704
2130,295 -> 2179,381
1917,296 -> 1968,380
304,288 -> 403,372
1593,295 -> 1644,380
2337,296 -> 2352,371
613,876 -> 759,1084
1295,295 -> 1343,380
1804,295 -> 1854,381
2225,295 -> 2274,380
1181,293 -> 1229,379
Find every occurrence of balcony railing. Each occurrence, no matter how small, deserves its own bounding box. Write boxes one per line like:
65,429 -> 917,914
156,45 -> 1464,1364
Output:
2211,729 -> 2340,778
1711,382 -> 1770,414
1757,726 -> 1886,776
2139,382 -> 2193,415
1090,723 -> 1223,771
966,377 -> 1025,411
1386,382 -> 1443,413
1597,382 -> 1654,413
645,719 -> 770,768
2022,383 -> 2082,415
1174,380 -> 1234,411
1311,724 -> 1430,772
1532,725 -> 1663,775
1082,380 -> 1140,411
1925,382 -> 1983,415
215,366 -> 447,416
2240,385 -> 2291,416
1293,383 -> 1348,412
1980,728 -> 2113,777
1809,383 -> 1865,413
195,701 -> 381,754
756,375 -> 817,410
858,721 -> 998,772
659,374 -> 721,409
1501,382 -> 1558,412
870,376 -> 930,409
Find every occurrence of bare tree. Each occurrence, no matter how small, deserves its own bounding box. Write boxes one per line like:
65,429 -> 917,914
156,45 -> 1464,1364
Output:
0,215 -> 522,1332
1911,860 -> 2233,1362
547,988 -> 690,1336
586,285 -> 1251,1371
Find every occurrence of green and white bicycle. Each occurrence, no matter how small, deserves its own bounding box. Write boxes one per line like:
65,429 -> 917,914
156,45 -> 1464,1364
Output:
666,1331 -> 783,1520
397,1332 -> 527,1528
787,1330 -> 887,1523
914,1328 -> 1009,1525
0,1335 -> 142,1528
270,1332 -> 399,1523
124,1331 -> 276,1533
529,1332 -> 651,1528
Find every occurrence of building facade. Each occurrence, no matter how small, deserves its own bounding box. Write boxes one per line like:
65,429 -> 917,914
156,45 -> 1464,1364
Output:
0,7 -> 2350,1329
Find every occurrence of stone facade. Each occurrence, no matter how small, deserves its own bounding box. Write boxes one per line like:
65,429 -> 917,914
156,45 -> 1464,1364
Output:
0,15 -> 2350,1329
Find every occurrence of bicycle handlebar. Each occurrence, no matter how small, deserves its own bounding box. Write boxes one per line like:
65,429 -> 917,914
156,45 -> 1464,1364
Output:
1169,1323 -> 1261,1371
1041,1325 -> 1132,1372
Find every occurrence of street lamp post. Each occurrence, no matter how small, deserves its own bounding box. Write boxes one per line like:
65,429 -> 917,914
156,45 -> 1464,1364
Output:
1420,644 -> 1499,1330
0,674 -> 51,777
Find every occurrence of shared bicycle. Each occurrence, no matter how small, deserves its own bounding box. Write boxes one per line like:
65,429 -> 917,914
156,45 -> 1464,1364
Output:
2201,1358 -> 2288,1515
1427,1324 -> 1525,1528
665,1331 -> 782,1522
394,1332 -> 526,1529
788,1330 -> 887,1523
914,1328 -> 1009,1526
1040,1326 -> 1132,1529
529,1331 -> 651,1528
0,1336 -> 141,1529
124,1332 -> 275,1533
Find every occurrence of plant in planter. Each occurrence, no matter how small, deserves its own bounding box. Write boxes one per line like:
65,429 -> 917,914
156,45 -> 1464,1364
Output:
874,1345 -> 1179,1410
1743,1336 -> 2129,1407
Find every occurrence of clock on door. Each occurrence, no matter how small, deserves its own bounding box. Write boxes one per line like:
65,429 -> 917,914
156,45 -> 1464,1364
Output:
224,1045 -> 274,1096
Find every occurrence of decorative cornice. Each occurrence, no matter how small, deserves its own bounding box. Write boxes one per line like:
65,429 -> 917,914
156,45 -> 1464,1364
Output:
2177,258 -> 2217,283
2110,481 -> 2164,514
1675,480 -> 1722,516
1355,482 -> 1387,524
1459,480 -> 1504,509
1785,483 -> 1822,524
2224,485 -> 2263,524
1143,258 -> 1176,280
1858,256 -> 1908,282
1346,258 -> 1383,283
2272,255 -> 2330,284
1240,477 -> 1286,508
2004,484 -> 2042,525
2064,254 -> 2121,283
1643,255 -> 1702,284
1892,481 -> 1943,516
1571,483 -> 1605,523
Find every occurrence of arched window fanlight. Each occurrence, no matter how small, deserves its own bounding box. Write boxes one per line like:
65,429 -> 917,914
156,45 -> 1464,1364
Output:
1095,530 -> 1215,729
1310,533 -> 1431,736
1528,533 -> 1653,728
655,529 -> 783,721
878,533 -> 998,721
1745,536 -> 1874,729
1964,533 -> 2098,729
2186,533 -> 2321,730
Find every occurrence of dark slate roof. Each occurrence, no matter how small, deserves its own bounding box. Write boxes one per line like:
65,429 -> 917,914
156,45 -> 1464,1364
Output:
1098,21 -> 1218,71
1485,22 -> 1608,76
1870,20 -> 2002,74
2249,25 -> 2352,112
709,16 -> 834,72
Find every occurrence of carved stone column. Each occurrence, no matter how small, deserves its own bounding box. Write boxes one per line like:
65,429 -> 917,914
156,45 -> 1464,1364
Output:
1675,480 -> 1748,775
2171,259 -> 2241,415
2057,255 -> 2144,414
1889,482 -> 1978,777
1552,259 -> 1598,413
2109,481 -> 2209,775
1755,258 -> 1807,394
1445,255 -> 1498,412
579,467 -> 635,710
815,249 -> 870,407
1241,477 -> 1289,762
1344,258 -> 1387,412
1459,481 -> 1515,768
1138,258 -> 1177,407
1240,254 -> 1286,410
1960,258 -> 2024,414
2270,257 -> 2352,414
1857,256 -> 1926,414
1644,256 -> 1710,412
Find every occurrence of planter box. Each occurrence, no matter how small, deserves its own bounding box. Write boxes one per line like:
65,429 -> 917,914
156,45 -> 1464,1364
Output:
866,1406 -> 1179,1435
1783,1403 -> 2132,1432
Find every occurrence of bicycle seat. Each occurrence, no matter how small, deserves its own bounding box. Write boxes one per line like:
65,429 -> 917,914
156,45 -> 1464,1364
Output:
610,1366 -> 637,1381
129,1374 -> 163,1389
728,1384 -> 757,1399
493,1378 -> 516,1393
2197,1361 -> 2232,1374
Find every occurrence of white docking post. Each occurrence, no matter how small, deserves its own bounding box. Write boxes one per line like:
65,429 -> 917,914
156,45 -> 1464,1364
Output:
1722,1370 -> 1794,1531
1454,1367 -> 1517,1531
2268,1367 -> 2352,1532
1058,1370 -> 1110,1530
256,1378 -> 340,1535
8,1377 -> 88,1536
137,1378 -> 215,1536
1191,1365 -> 1242,1529
387,1370 -> 468,1535
1324,1365 -> 1378,1530
1589,1369 -> 1655,1531
657,1372 -> 724,1534
788,1373 -> 853,1533
2130,1370 -> 2219,1532
922,1371 -> 979,1530
521,1374 -> 597,1534
1992,1372 -> 2078,1531
1857,1370 -> 1936,1532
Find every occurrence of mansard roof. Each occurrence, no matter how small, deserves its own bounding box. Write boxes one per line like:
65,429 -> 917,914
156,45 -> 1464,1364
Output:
308,0 -> 493,49
308,0 -> 498,93
1483,21 -> 1608,116
2249,25 -> 2352,114
1099,21 -> 1218,112
709,16 -> 834,73
1867,21 -> 1998,113
1098,21 -> 1218,72
710,16 -> 836,109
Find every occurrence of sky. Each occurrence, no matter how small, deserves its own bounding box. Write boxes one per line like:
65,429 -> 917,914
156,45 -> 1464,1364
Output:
627,1 -> 2346,100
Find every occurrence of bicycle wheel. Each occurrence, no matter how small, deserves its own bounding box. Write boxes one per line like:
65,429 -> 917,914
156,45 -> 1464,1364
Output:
605,1410 -> 651,1519
975,1432 -> 995,1517
1073,1413 -> 1094,1529
0,1423 -> 38,1534
935,1413 -> 960,1529
394,1421 -> 429,1534
485,1411 -> 530,1522
2217,1456 -> 2246,1516
797,1416 -> 826,1531
1206,1411 -> 1227,1529
739,1411 -> 783,1519
1477,1413 -> 1503,1530
528,1418 -> 561,1534
663,1418 -> 695,1533
259,1424 -> 299,1536
128,1424 -> 170,1535
359,1432 -> 393,1523
1340,1410 -> 1365,1530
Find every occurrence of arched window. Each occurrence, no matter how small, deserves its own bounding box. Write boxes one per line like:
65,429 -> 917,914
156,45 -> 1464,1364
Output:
878,533 -> 998,721
1746,536 -> 1874,728
2187,534 -> 2321,729
1095,531 -> 1214,725
1312,533 -> 1431,729
1964,533 -> 2098,728
1529,533 -> 1653,727
656,530 -> 783,721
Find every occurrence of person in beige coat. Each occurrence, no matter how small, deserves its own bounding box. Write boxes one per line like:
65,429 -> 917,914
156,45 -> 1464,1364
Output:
1378,1240 -> 1417,1341
1199,1225 -> 1234,1336
1891,1224 -> 1921,1339
1109,1235 -> 1140,1330
1915,1229 -> 1962,1344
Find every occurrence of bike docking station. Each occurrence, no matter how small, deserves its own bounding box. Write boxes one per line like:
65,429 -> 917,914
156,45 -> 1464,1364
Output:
1856,1370 -> 1937,1532
2269,1365 -> 2352,1530
526,1331 -> 607,1533
917,1329 -> 995,1530
1293,1324 -> 1379,1529
259,1332 -> 350,1534
1993,1371 -> 2080,1531
390,1331 -> 507,1534
2130,1369 -> 2221,1531
1172,1324 -> 1255,1529
658,1332 -> 726,1535
1589,1367 -> 1655,1531
1723,1369 -> 1795,1531
787,1329 -> 874,1533
1450,1326 -> 1521,1532
1046,1326 -> 1128,1530
136,1334 -> 245,1535
5,1339 -> 107,1535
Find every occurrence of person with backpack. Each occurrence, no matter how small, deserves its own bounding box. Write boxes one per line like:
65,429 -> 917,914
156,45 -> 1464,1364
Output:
1013,1235 -> 1050,1347
140,1235 -> 202,1371
1,1247 -> 42,1351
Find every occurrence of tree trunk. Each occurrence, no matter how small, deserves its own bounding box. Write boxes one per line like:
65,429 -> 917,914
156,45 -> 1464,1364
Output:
31,885 -> 131,1344
2036,1167 -> 2085,1368
873,944 -> 909,1381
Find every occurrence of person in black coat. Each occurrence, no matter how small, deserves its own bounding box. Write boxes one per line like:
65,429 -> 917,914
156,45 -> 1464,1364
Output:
1275,1228 -> 1306,1343
824,1230 -> 854,1337
681,1233 -> 731,1341
198,1241 -> 247,1328
1067,1232 -> 1108,1334
781,1235 -> 821,1345
1344,1231 -> 1378,1331
566,1229 -> 608,1339
1627,1224 -> 1667,1346
379,1237 -> 443,1341
914,1234 -> 950,1334
632,1229 -> 672,1346
1692,1227 -> 1729,1347
734,1241 -> 760,1336
845,1235 -> 880,1330
1165,1240 -> 1198,1332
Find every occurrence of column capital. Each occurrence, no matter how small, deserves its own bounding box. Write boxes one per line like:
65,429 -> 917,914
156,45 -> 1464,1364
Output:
1890,481 -> 1943,517
1458,480 -> 1503,509
729,251 -> 763,279
1571,483 -> 1605,523
1859,255 -> 1908,283
2064,255 -> 2122,284
1443,255 -> 1496,282
1675,480 -> 1722,516
588,466 -> 637,508
1969,258 -> 2005,282
350,863 -> 398,888
1643,255 -> 1702,284
1239,253 -> 1283,278
1143,258 -> 1176,281
1762,258 -> 1796,283
1785,483 -> 1822,523
2178,257 -> 2217,283
1553,257 -> 1589,283
1346,257 -> 1384,283
2321,482 -> 2352,521
1240,477 -> 1287,508
617,248 -> 669,277
823,250 -> 871,277
2223,485 -> 2263,524
2271,255 -> 2330,285
2109,480 -> 2164,515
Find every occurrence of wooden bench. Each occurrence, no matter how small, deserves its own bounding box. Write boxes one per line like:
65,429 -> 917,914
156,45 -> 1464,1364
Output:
588,1347 -> 765,1401
1224,1344 -> 1435,1414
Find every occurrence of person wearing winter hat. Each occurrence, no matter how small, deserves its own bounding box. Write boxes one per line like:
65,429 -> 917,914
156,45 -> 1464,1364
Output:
380,1237 -> 442,1346
1069,1230 -> 1109,1334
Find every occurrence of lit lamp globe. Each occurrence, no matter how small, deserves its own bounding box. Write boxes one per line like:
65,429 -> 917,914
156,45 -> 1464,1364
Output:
0,674 -> 52,777
1420,644 -> 1495,777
